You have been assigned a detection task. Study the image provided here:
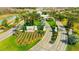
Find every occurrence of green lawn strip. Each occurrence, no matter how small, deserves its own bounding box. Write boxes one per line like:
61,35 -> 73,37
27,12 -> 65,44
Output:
0,35 -> 41,51
34,20 -> 41,26
47,19 -> 57,28
0,35 -> 18,51
47,19 -> 58,44
25,39 -> 41,50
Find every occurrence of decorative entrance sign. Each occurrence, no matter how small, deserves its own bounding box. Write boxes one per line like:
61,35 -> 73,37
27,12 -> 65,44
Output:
26,26 -> 37,32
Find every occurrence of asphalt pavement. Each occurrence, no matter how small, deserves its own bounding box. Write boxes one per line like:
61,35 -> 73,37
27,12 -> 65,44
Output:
29,20 -> 68,51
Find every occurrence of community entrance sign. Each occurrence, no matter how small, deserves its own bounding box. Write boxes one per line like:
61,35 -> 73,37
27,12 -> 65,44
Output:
26,26 -> 37,32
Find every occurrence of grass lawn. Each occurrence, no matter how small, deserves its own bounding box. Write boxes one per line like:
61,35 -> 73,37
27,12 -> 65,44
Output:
0,36 -> 18,51
47,19 -> 57,27
0,35 -> 40,51
47,18 -> 58,44
34,20 -> 41,26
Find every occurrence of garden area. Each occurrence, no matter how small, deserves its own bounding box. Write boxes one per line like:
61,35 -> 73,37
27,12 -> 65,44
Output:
16,31 -> 45,46
54,9 -> 79,51
66,22 -> 79,51
34,20 -> 41,26
0,31 -> 45,51
0,10 -> 46,51
46,18 -> 57,28
57,16 -> 79,51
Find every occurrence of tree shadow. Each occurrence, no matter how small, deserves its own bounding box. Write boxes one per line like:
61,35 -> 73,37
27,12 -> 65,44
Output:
60,39 -> 68,44
62,32 -> 67,35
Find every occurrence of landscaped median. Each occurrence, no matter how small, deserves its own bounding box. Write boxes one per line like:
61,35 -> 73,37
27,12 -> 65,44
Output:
46,18 -> 58,44
0,11 -> 47,50
0,20 -> 45,51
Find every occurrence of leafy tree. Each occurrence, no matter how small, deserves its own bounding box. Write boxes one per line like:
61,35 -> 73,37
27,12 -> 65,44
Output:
58,14 -> 66,20
42,11 -> 47,15
66,16 -> 76,28
68,34 -> 77,45
15,16 -> 19,24
2,19 -> 9,28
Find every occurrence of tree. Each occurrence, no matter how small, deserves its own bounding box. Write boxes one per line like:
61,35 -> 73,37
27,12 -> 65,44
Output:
20,11 -> 42,32
58,14 -> 66,21
2,19 -> 8,28
68,34 -> 77,45
15,16 -> 19,24
66,15 -> 76,28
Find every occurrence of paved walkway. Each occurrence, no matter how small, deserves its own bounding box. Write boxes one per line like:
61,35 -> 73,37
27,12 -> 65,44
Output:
0,17 -> 67,51
29,20 -> 67,51
50,20 -> 67,51
29,21 -> 53,51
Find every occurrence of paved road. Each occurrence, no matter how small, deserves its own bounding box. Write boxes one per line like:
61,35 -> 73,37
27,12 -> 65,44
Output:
0,20 -> 24,41
0,16 -> 67,51
29,21 -> 53,51
0,28 -> 15,41
29,20 -> 67,51
50,20 -> 67,51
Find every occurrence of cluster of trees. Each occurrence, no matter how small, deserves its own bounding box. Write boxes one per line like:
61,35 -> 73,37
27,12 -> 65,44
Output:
68,34 -> 78,45
14,16 -> 20,24
21,11 -> 40,25
48,8 -> 79,45
2,19 -> 9,28
19,11 -> 44,32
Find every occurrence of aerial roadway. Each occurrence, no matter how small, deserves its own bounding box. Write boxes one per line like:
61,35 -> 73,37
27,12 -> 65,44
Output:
29,18 -> 68,51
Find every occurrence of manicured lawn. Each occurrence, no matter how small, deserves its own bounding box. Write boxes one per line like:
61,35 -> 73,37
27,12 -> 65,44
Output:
47,18 -> 58,44
0,35 -> 41,51
47,19 -> 57,27
0,36 -> 18,51
34,20 -> 41,26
